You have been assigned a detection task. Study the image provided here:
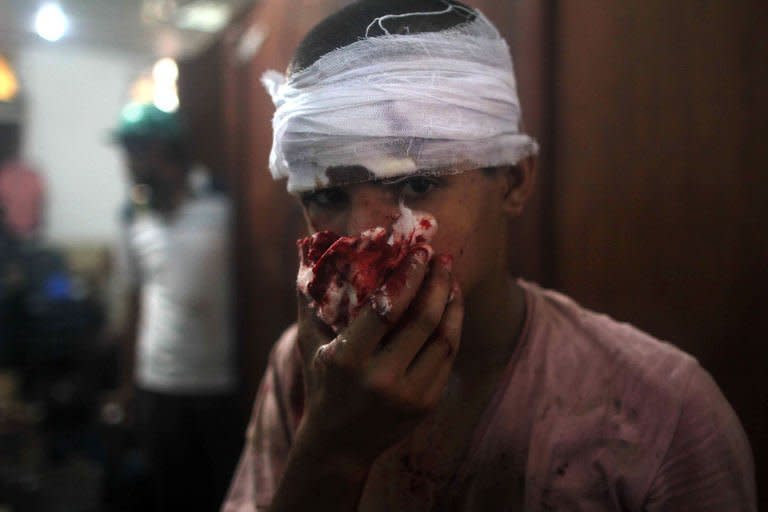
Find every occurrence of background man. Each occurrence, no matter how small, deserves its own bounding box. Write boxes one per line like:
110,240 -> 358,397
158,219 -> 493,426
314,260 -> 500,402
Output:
111,102 -> 241,511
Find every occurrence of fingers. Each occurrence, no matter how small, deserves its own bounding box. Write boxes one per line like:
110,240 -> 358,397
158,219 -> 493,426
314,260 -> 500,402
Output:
378,255 -> 454,370
296,291 -> 335,367
405,281 -> 463,396
299,248 -> 458,390
335,248 -> 432,364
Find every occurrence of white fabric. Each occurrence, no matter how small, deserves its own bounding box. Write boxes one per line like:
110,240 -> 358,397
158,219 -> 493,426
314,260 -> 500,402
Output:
116,194 -> 236,393
262,11 -> 539,193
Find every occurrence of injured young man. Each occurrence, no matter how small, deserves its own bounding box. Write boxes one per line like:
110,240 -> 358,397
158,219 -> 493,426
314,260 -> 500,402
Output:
222,1 -> 757,510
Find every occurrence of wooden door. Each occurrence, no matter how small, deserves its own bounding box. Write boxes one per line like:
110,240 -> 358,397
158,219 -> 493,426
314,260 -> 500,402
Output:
553,1 -> 767,504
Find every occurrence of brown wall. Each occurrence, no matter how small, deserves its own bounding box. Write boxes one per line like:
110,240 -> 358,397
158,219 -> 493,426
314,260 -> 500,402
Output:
553,1 -> 767,500
181,0 -> 767,505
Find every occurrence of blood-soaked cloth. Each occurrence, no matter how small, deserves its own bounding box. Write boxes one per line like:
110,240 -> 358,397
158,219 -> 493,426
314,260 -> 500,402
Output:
222,280 -> 756,511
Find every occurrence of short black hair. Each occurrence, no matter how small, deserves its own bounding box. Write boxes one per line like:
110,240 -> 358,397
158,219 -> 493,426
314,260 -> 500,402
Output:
290,0 -> 477,73
119,135 -> 189,169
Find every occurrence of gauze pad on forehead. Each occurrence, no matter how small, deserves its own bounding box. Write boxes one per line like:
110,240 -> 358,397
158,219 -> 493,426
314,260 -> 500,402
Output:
262,11 -> 539,194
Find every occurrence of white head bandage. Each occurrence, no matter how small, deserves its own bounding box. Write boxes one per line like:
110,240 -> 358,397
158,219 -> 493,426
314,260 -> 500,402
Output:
262,9 -> 539,193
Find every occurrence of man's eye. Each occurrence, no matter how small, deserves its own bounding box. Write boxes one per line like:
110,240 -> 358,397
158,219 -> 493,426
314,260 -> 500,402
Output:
399,176 -> 439,200
301,187 -> 349,209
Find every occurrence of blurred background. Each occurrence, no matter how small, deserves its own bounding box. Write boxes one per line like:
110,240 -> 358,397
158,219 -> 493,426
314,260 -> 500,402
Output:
0,0 -> 766,511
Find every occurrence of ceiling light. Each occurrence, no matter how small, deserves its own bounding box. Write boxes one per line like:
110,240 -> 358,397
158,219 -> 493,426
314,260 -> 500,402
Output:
152,57 -> 179,112
154,89 -> 179,113
34,3 -> 69,42
153,58 -> 179,85
175,1 -> 232,33
0,55 -> 20,102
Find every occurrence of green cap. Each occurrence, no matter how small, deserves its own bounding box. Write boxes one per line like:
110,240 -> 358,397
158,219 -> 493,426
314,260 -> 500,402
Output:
112,102 -> 184,142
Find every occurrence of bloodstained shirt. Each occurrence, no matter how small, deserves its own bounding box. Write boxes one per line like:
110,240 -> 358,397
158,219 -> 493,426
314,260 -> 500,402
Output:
222,280 -> 756,511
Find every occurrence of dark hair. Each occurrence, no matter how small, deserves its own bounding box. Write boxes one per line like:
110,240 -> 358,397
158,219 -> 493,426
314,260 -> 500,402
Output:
119,135 -> 190,169
290,0 -> 476,74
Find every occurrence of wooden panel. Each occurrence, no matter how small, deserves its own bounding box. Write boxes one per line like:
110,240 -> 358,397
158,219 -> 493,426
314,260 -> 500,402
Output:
178,40 -> 227,178
502,0 -> 556,285
554,1 -> 768,504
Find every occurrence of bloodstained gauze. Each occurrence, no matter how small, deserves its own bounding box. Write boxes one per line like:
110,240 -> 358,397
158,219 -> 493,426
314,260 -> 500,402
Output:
296,203 -> 438,331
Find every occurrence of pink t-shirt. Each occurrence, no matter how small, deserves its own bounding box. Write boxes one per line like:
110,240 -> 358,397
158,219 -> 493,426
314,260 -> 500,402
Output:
223,280 -> 756,511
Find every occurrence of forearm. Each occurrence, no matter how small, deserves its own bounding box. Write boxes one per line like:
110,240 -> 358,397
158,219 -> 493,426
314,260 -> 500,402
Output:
269,421 -> 373,512
118,289 -> 140,389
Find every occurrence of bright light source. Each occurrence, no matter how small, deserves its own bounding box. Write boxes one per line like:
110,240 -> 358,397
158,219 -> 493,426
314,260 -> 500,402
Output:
175,1 -> 231,33
34,3 -> 69,42
153,58 -> 179,85
0,55 -> 20,101
152,57 -> 179,112
154,89 -> 179,112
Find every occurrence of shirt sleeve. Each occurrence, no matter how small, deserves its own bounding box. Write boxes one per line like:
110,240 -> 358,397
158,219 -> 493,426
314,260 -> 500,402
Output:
222,326 -> 303,512
644,364 -> 757,511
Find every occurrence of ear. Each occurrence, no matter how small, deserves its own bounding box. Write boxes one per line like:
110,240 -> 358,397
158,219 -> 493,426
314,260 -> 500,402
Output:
500,156 -> 537,216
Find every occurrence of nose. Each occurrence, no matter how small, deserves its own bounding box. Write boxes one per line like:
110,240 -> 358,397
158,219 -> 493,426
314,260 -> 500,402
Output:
344,185 -> 401,236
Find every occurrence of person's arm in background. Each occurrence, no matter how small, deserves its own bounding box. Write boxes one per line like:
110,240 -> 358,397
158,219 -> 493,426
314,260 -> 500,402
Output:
115,288 -> 139,405
644,365 -> 757,511
103,206 -> 142,421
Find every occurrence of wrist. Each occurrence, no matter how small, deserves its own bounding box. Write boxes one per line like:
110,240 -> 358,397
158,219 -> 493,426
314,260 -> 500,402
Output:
294,417 -> 375,483
270,417 -> 373,512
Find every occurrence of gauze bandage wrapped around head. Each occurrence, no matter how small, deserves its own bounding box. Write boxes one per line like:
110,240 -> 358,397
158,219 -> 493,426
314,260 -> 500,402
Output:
262,7 -> 539,193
